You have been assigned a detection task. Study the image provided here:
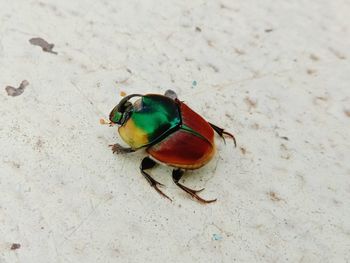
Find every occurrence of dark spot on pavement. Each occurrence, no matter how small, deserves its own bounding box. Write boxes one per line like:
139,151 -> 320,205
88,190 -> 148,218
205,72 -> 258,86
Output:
5,80 -> 29,97
29,37 -> 58,55
10,243 -> 21,250
306,69 -> 317,75
208,63 -> 219,72
207,40 -> 214,47
250,123 -> 260,130
344,109 -> 350,117
310,54 -> 319,61
234,48 -> 245,55
313,95 -> 329,107
328,47 -> 346,60
280,143 -> 291,159
240,147 -> 246,155
244,97 -> 257,110
268,191 -> 283,202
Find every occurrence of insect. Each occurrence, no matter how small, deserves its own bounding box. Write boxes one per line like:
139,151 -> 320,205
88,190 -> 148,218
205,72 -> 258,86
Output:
105,90 -> 236,203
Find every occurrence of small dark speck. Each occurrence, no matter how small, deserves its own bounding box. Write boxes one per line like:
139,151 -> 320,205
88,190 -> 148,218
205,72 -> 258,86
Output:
208,63 -> 219,73
220,3 -> 232,10
225,113 -> 234,121
265,29 -> 273,33
12,162 -> 21,169
126,68 -> 132,74
244,97 -> 257,110
36,138 -> 44,149
344,109 -> 350,117
251,123 -> 259,129
11,243 -> 21,250
195,26 -> 202,32
310,54 -> 320,61
268,191 -> 283,202
328,47 -> 346,60
5,80 -> 29,97
240,147 -> 246,155
280,136 -> 289,141
313,96 -> 329,106
280,143 -> 291,159
234,48 -> 245,55
207,40 -> 214,47
29,37 -> 58,55
306,69 -> 317,75
333,199 -> 342,205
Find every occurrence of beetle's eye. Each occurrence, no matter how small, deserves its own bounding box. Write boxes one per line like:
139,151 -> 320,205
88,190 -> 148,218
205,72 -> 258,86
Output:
109,107 -> 122,123
121,101 -> 132,112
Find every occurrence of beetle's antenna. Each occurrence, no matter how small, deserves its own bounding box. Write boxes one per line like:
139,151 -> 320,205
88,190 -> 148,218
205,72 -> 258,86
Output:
100,118 -> 115,126
100,118 -> 109,125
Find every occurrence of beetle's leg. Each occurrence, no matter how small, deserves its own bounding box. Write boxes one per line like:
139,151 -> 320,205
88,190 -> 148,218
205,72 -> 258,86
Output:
208,122 -> 237,147
109,143 -> 135,154
172,169 -> 217,204
140,157 -> 172,201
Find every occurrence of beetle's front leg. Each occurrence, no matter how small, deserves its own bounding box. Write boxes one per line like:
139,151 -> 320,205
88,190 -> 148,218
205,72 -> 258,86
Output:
109,143 -> 135,154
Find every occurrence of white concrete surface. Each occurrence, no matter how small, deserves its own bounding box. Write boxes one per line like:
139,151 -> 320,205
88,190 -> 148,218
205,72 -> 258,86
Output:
1,0 -> 350,262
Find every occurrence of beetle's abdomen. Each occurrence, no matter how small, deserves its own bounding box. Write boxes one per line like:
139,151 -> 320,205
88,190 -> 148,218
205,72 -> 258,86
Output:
147,101 -> 215,169
147,130 -> 215,169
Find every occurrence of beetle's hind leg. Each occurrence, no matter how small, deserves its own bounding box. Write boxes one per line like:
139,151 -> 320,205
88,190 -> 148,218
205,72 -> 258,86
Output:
172,169 -> 216,204
140,157 -> 172,201
109,143 -> 135,154
208,122 -> 237,147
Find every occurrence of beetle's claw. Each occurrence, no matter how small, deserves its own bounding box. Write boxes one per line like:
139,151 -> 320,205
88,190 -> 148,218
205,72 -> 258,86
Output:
172,169 -> 215,204
109,144 -> 135,154
148,178 -> 172,201
153,185 -> 172,201
178,184 -> 216,204
208,122 -> 237,147
109,144 -> 120,154
222,131 -> 237,147
156,181 -> 165,187
198,197 -> 217,204
194,188 -> 205,193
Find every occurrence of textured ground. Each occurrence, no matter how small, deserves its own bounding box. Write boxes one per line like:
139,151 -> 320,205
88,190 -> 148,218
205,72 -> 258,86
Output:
1,0 -> 350,262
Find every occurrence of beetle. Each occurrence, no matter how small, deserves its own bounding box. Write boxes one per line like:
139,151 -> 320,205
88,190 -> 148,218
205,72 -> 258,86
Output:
107,90 -> 236,203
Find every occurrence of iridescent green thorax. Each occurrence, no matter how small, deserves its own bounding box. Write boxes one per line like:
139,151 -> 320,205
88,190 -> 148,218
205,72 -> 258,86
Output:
131,94 -> 181,145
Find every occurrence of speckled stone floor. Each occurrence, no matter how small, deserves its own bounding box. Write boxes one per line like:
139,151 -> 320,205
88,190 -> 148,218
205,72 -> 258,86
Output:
1,0 -> 350,262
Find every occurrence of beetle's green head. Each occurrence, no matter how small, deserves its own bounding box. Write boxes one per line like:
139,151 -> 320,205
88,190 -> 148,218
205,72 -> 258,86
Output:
109,94 -> 142,125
